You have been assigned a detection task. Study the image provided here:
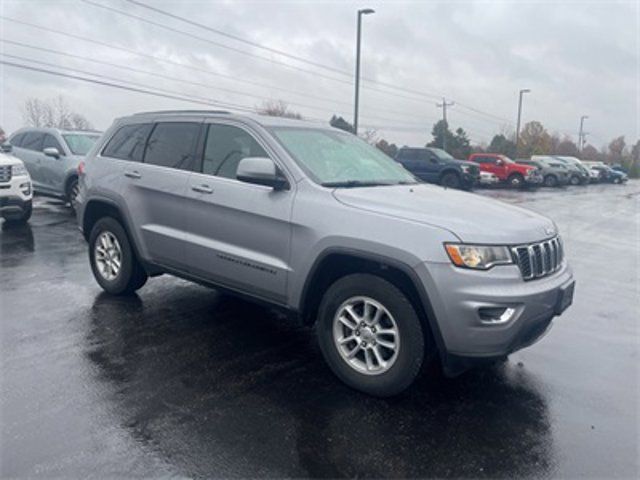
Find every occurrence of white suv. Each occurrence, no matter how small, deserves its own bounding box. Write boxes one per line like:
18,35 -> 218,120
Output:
0,150 -> 33,223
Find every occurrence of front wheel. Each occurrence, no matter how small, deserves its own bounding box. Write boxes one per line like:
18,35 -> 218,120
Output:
507,173 -> 525,188
2,200 -> 32,224
316,273 -> 425,397
89,217 -> 148,295
440,172 -> 461,189
544,175 -> 558,187
67,177 -> 80,212
569,175 -> 581,186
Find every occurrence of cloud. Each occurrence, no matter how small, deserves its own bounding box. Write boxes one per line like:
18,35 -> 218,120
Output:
1,0 -> 637,150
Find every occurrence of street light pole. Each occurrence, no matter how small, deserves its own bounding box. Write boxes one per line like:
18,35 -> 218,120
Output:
579,115 -> 589,153
436,97 -> 454,152
353,8 -> 374,136
515,88 -> 530,157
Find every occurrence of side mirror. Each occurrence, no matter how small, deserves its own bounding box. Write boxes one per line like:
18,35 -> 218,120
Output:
43,147 -> 61,158
496,159 -> 504,166
0,143 -> 12,153
237,157 -> 288,190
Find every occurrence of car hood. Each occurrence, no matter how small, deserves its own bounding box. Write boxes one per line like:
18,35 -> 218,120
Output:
451,159 -> 478,168
333,183 -> 556,244
0,152 -> 23,167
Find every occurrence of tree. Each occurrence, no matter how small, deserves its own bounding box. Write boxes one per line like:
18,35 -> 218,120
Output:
629,140 -> 640,178
330,115 -> 354,133
427,120 -> 471,159
22,96 -> 93,130
555,137 -> 580,157
518,121 -> 552,157
257,99 -> 302,119
488,134 -> 517,158
450,127 -> 471,159
359,129 -> 378,145
0,126 -> 6,144
581,144 -> 599,161
608,136 -> 626,164
375,139 -> 398,158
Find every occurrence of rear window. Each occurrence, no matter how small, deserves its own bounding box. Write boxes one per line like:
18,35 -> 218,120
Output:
102,123 -> 153,162
143,122 -> 200,171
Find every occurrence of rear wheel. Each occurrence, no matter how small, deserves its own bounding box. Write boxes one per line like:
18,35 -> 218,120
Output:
569,175 -> 581,186
66,177 -> 79,212
316,273 -> 425,397
507,173 -> 525,188
543,174 -> 558,187
89,217 -> 147,295
440,172 -> 461,189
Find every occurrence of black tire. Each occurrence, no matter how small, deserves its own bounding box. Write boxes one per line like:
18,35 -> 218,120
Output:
66,177 -> 79,212
543,174 -> 558,187
440,172 -> 461,189
507,173 -> 525,188
2,200 -> 32,224
569,175 -> 581,186
89,217 -> 147,295
316,273 -> 425,397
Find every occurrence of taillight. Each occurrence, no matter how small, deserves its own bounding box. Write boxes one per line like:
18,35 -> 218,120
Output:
77,161 -> 85,175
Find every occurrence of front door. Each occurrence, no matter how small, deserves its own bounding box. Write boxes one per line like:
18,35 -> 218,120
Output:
184,121 -> 293,304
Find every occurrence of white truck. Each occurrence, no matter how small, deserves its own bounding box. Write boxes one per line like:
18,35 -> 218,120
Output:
0,149 -> 33,223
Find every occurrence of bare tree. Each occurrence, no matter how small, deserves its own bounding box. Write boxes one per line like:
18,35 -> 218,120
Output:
0,126 -> 6,144
22,96 -> 94,130
257,100 -> 303,119
359,128 -> 378,145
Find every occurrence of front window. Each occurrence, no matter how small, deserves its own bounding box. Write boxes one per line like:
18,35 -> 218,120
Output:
63,133 -> 100,155
499,155 -> 515,163
271,127 -> 417,187
428,148 -> 454,161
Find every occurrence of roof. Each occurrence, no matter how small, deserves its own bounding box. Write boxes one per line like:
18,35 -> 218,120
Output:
10,127 -> 102,135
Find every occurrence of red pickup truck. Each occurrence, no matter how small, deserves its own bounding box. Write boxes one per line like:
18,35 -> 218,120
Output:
468,153 -> 542,188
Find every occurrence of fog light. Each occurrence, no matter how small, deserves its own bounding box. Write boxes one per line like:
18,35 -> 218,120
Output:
20,182 -> 31,195
478,307 -> 516,325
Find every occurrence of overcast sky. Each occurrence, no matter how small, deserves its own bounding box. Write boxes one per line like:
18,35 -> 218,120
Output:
0,0 -> 637,150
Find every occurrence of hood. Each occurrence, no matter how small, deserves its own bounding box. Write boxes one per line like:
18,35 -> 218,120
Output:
451,159 -> 477,168
333,184 -> 556,244
0,152 -> 22,167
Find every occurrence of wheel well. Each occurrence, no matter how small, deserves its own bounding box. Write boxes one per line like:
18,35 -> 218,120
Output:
82,200 -> 124,241
300,253 -> 435,345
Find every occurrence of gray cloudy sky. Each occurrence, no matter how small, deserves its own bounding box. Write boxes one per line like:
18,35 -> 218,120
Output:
1,0 -> 638,150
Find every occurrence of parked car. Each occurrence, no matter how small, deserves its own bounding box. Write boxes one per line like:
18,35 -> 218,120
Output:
9,127 -> 101,210
516,159 -> 569,187
611,164 -> 628,174
0,148 -> 33,223
468,153 -> 542,188
77,111 -> 575,397
540,156 -> 590,185
478,171 -> 499,187
394,147 -> 479,190
590,164 -> 628,184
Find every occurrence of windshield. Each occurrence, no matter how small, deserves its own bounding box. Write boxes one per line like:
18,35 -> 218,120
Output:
500,155 -> 515,164
271,127 -> 417,187
429,148 -> 454,161
63,133 -> 100,155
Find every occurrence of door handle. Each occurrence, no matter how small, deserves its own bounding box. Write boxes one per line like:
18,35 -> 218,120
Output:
191,184 -> 213,194
124,170 -> 141,179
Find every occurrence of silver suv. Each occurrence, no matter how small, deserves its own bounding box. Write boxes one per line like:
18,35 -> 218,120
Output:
9,127 -> 101,209
77,111 -> 575,396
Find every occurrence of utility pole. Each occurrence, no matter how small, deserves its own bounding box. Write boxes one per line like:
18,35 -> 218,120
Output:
436,97 -> 454,151
353,8 -> 375,136
515,88 -> 530,157
578,115 -> 589,153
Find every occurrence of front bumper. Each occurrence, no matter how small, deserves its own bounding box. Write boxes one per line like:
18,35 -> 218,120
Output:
0,176 -> 32,214
414,259 -> 574,361
525,174 -> 543,185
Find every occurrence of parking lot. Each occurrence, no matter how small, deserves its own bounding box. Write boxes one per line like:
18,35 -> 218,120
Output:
1,182 -> 638,478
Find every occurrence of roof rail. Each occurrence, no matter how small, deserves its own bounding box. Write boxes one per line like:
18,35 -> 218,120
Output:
132,110 -> 231,116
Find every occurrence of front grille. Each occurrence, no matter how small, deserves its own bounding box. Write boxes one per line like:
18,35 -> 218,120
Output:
0,165 -> 11,183
512,236 -> 563,280
468,165 -> 479,175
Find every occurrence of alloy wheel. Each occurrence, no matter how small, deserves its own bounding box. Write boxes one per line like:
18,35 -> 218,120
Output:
94,231 -> 122,281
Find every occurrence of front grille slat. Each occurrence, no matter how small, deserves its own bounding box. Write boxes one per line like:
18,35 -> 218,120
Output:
512,236 -> 563,281
0,165 -> 11,183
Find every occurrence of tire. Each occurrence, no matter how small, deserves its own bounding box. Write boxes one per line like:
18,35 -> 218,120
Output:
543,174 -> 558,187
569,175 -> 580,186
440,172 -> 461,189
316,273 -> 425,397
2,200 -> 32,224
89,217 -> 148,295
66,177 -> 79,212
507,173 -> 525,188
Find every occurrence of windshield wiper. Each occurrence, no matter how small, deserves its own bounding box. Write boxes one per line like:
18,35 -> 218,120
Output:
321,180 -> 396,188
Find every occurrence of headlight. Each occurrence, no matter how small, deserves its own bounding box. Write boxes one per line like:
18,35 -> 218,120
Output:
444,243 -> 513,270
12,164 -> 28,176
460,165 -> 470,173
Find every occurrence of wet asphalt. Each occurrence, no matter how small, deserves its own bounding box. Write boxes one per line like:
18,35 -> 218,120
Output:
1,182 -> 639,478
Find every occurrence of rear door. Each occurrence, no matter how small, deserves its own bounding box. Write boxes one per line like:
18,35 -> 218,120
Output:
119,118 -> 201,271
419,150 -> 442,182
16,132 -> 45,189
183,121 -> 294,304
